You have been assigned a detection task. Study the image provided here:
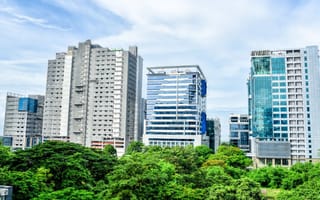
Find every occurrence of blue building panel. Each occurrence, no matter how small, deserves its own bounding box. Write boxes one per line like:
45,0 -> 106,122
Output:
18,98 -> 38,113
271,58 -> 285,74
251,76 -> 273,138
201,79 -> 207,97
18,98 -> 29,111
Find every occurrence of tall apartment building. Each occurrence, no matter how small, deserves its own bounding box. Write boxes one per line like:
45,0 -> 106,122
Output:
207,118 -> 221,153
3,93 -> 44,150
143,65 -> 208,147
229,114 -> 250,152
248,46 -> 320,167
42,40 -> 142,156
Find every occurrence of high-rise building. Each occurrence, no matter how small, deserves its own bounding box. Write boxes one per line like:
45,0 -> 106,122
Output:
143,65 -> 208,147
229,114 -> 250,152
134,56 -> 144,141
3,93 -> 44,150
42,40 -> 142,156
207,118 -> 221,153
248,46 -> 320,167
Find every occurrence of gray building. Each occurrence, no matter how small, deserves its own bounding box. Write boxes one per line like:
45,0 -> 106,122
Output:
207,118 -> 221,153
134,57 -> 144,141
3,93 -> 44,150
42,40 -> 142,156
229,114 -> 250,152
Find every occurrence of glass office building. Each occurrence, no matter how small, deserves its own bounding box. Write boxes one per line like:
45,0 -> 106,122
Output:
207,118 -> 221,153
248,46 -> 320,166
143,65 -> 208,147
229,114 -> 250,152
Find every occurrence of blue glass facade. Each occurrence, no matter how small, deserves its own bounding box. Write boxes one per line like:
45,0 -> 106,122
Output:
146,72 -> 205,135
271,58 -> 285,74
18,97 -> 38,113
144,66 -> 207,147
251,76 -> 273,138
249,55 -> 288,140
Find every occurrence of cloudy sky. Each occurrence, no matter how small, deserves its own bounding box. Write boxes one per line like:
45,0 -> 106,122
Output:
0,0 -> 319,141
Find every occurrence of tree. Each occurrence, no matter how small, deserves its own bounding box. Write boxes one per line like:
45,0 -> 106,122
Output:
7,141 -> 116,190
103,144 -> 117,158
101,153 -> 176,199
160,146 -> 202,174
125,141 -> 144,154
209,144 -> 252,169
281,170 -> 303,190
248,166 -> 289,188
277,179 -> 320,200
0,167 -> 53,200
195,145 -> 213,162
0,142 -> 13,167
207,177 -> 263,200
34,187 -> 95,200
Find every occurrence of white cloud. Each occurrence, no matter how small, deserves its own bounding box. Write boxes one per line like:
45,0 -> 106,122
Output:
93,0 -> 320,139
1,0 -> 320,140
0,6 -> 70,31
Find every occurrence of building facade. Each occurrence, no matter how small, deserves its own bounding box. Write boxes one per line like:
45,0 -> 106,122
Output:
143,65 -> 208,147
207,118 -> 221,153
3,93 -> 44,150
42,40 -> 142,156
248,46 -> 320,167
0,185 -> 13,200
134,56 -> 144,141
229,114 -> 250,152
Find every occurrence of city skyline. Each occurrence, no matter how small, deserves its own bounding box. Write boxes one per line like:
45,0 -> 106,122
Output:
1,0 -> 320,141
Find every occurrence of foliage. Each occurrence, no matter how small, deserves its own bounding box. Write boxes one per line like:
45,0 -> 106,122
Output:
207,177 -> 263,200
7,141 -> 116,189
125,141 -> 144,154
158,145 -> 203,174
33,187 -> 95,200
209,144 -> 252,169
248,166 -> 288,188
195,145 -> 213,162
277,179 -> 320,200
103,144 -> 117,157
1,141 -> 320,199
0,167 -> 53,200
0,143 -> 13,166
101,153 -> 176,199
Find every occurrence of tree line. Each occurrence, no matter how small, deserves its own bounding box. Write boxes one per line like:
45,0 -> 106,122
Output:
0,141 -> 319,199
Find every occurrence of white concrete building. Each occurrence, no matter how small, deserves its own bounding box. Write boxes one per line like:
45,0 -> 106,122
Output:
3,93 -> 44,150
42,40 -> 142,156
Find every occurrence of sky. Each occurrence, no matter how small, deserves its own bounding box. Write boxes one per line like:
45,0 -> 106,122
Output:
0,0 -> 320,141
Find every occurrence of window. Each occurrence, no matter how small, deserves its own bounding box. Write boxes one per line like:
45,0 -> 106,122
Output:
230,132 -> 238,137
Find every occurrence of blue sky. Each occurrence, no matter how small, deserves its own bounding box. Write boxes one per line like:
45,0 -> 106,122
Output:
0,0 -> 320,141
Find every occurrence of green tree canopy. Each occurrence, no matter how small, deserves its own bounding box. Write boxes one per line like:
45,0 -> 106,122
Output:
208,144 -> 252,169
33,187 -> 95,200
